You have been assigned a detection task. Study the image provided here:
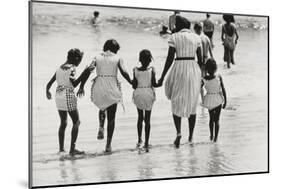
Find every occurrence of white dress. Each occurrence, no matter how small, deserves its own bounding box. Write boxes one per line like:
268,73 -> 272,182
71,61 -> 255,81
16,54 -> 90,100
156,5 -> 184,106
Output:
202,76 -> 224,110
55,64 -> 77,111
133,67 -> 156,111
165,29 -> 202,117
90,51 -> 123,110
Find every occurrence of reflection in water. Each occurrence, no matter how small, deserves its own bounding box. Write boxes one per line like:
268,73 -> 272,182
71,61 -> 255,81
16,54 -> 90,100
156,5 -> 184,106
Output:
207,144 -> 227,175
100,156 -> 118,182
59,160 -> 68,183
70,160 -> 82,183
138,154 -> 154,179
187,146 -> 198,175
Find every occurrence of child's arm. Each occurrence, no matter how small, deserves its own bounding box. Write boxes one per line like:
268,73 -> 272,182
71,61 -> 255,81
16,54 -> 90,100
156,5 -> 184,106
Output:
46,73 -> 56,100
219,75 -> 227,109
151,67 -> 160,88
132,68 -> 138,89
221,26 -> 225,42
76,61 -> 96,97
118,58 -> 132,84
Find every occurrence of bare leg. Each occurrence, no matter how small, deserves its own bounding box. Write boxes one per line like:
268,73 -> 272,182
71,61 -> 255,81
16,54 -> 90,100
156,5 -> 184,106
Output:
136,108 -> 144,147
230,49 -> 235,65
97,110 -> 106,140
173,114 -> 182,148
144,110 -> 152,150
208,109 -> 215,141
68,109 -> 83,155
58,110 -> 68,152
213,105 -> 222,142
188,114 -> 196,142
105,104 -> 117,152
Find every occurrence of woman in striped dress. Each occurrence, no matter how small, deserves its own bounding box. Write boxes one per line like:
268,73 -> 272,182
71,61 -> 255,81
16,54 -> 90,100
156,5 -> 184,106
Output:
46,49 -> 85,156
158,16 -> 203,147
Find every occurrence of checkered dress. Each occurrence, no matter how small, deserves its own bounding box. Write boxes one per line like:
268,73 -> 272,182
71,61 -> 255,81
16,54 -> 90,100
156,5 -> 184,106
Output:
55,64 -> 77,112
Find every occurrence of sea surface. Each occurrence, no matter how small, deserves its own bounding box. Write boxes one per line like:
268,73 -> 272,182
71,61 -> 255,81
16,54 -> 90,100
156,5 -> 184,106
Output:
31,2 -> 268,187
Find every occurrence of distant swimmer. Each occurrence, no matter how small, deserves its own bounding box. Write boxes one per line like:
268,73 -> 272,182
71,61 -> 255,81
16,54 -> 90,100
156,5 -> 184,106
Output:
203,13 -> 215,48
91,11 -> 100,26
169,10 -> 180,33
159,25 -> 171,36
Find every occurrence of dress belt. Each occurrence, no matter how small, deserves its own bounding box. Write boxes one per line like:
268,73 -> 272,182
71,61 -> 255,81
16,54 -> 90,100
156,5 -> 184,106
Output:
137,86 -> 151,88
97,75 -> 116,77
175,57 -> 195,61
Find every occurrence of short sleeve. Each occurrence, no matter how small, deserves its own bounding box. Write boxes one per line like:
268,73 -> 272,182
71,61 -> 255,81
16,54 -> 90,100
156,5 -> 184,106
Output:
168,35 -> 176,47
69,66 -> 76,80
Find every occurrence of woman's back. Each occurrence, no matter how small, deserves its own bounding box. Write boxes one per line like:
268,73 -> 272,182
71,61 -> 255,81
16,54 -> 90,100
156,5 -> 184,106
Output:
223,23 -> 236,37
169,29 -> 201,58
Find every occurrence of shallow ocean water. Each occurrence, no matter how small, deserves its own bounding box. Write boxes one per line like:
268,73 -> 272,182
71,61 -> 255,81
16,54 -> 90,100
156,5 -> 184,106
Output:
31,2 -> 268,187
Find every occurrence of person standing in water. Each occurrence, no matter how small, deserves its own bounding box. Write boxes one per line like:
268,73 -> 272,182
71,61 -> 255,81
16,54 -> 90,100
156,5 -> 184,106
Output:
91,11 -> 100,26
221,14 -> 239,68
158,16 -> 203,147
77,39 -> 132,152
203,13 -> 215,48
202,58 -> 227,142
46,49 -> 85,156
169,10 -> 180,33
132,50 -> 160,152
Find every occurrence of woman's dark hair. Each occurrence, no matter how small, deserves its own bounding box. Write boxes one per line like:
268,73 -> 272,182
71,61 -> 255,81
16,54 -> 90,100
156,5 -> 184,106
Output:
205,58 -> 217,74
175,16 -> 191,32
206,13 -> 210,18
193,22 -> 202,32
67,48 -> 83,65
223,14 -> 235,23
93,11 -> 99,17
139,49 -> 153,68
103,39 -> 120,54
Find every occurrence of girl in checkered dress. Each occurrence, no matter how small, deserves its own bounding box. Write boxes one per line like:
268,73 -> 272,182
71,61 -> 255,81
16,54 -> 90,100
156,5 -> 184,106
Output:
77,39 -> 132,153
46,48 -> 85,156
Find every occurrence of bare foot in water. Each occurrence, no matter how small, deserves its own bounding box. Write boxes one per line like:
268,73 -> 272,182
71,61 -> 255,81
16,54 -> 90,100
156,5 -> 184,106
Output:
174,135 -> 182,148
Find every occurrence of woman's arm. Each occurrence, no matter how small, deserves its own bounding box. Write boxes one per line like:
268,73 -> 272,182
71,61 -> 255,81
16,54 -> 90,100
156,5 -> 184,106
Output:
132,68 -> 138,89
235,27 -> 239,44
118,59 -> 132,84
219,75 -> 227,109
46,73 -> 56,99
209,42 -> 213,58
221,25 -> 225,42
151,67 -> 160,88
158,46 -> 176,85
196,46 -> 203,68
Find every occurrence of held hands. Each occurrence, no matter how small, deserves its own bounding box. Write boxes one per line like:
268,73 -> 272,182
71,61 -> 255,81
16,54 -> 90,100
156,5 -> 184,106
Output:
157,77 -> 164,87
46,90 -> 52,100
76,87 -> 85,98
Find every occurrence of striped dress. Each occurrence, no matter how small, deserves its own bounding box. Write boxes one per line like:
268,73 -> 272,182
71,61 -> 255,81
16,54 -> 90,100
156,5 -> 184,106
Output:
55,64 -> 77,111
202,76 -> 224,110
165,28 -> 202,117
90,51 -> 123,111
132,67 -> 156,111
